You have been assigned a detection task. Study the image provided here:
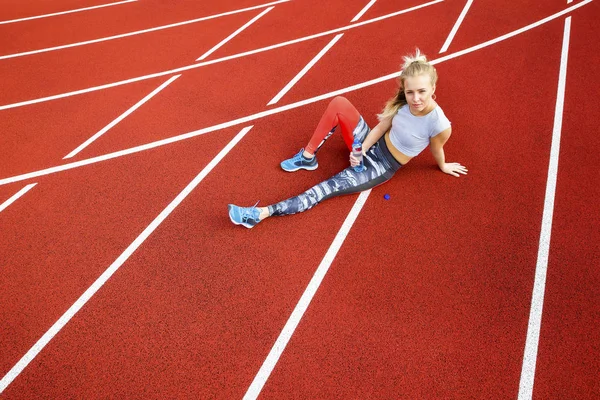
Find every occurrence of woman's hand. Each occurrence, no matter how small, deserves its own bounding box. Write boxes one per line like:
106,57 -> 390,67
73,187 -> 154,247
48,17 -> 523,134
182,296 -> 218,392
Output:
349,152 -> 360,167
441,162 -> 468,177
349,150 -> 365,168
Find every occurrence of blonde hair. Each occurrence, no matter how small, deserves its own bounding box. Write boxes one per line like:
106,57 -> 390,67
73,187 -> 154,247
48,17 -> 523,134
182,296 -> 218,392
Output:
377,49 -> 438,121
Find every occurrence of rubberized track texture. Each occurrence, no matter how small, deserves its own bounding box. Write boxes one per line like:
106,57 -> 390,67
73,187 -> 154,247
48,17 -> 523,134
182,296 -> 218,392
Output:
0,0 -> 598,398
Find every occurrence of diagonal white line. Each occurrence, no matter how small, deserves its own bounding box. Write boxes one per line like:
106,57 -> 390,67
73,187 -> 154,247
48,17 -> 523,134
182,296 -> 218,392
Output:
268,0 -> 375,106
351,0 -> 378,22
430,0 -> 587,64
0,0 -> 593,187
64,75 -> 181,159
0,0 -> 137,25
0,184 -> 37,213
518,16 -> 571,400
0,0 -> 291,61
0,126 -> 254,395
267,0 -> 376,106
197,7 -> 274,61
243,190 -> 372,399
0,0 -> 444,110
439,0 -> 473,53
267,34 -> 344,105
1,0 -> 591,112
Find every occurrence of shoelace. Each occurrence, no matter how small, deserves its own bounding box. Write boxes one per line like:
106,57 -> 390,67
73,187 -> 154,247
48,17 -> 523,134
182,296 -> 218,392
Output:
242,201 -> 260,222
292,148 -> 305,162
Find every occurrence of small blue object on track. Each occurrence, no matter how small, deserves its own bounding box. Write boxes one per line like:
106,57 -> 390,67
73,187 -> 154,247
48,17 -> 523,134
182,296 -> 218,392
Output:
384,194 -> 390,200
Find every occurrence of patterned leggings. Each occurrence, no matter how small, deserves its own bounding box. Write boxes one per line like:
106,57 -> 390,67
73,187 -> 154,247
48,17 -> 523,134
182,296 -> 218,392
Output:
267,97 -> 402,217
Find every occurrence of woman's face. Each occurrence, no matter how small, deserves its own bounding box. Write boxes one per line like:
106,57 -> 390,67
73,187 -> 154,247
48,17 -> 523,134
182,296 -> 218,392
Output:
403,74 -> 436,116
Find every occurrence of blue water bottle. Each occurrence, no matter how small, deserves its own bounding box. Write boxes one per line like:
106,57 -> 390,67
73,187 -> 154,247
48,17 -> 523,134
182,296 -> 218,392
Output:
352,138 -> 366,172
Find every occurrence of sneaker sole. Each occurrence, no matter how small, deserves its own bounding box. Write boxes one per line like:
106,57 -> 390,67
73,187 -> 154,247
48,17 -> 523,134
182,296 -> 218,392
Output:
228,205 -> 255,229
281,163 -> 318,172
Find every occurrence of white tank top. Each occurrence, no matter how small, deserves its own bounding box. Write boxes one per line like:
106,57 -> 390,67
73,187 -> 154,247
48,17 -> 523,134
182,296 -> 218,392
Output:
389,105 -> 451,157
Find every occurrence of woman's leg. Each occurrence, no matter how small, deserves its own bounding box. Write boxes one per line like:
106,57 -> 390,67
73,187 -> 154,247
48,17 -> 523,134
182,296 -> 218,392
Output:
269,144 -> 397,216
305,96 -> 368,155
228,138 -> 401,228
280,96 -> 369,172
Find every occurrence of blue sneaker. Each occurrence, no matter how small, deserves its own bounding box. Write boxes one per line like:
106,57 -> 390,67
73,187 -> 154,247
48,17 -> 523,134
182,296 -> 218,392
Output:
280,148 -> 318,172
228,202 -> 262,228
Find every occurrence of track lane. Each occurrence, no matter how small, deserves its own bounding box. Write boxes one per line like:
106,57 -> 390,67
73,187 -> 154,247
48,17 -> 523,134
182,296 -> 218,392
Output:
0,0 -> 129,22
0,183 -> 34,209
0,0 -> 282,54
0,114 -> 363,398
0,11 -> 268,105
276,0 -> 466,105
0,125 -> 246,382
198,0 -> 428,59
0,0 -> 450,109
448,0 -> 570,51
0,79 -> 164,177
66,38 -> 341,160
533,6 -> 600,399
0,37 -> 338,180
256,20 -> 566,399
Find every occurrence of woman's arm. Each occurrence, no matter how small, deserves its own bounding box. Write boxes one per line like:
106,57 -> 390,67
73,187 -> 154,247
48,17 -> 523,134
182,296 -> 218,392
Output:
362,117 -> 393,152
430,127 -> 468,177
349,118 -> 393,167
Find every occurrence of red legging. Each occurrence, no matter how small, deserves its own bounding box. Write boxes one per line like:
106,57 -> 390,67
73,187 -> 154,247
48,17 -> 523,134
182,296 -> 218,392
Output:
305,96 -> 362,155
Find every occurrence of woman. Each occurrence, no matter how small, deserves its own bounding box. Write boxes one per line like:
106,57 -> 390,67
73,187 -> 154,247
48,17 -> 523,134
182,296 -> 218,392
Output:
228,50 -> 467,228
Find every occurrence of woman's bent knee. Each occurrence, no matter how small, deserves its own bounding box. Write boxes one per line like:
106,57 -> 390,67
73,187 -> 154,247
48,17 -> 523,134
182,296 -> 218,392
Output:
329,96 -> 351,109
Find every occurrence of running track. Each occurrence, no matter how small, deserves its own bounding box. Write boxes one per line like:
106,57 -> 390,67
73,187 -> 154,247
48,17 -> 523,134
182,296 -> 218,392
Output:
0,0 -> 598,398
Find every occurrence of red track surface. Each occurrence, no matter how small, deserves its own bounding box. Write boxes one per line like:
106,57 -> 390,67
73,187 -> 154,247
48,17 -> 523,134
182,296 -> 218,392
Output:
0,0 -> 598,398
533,6 -> 600,398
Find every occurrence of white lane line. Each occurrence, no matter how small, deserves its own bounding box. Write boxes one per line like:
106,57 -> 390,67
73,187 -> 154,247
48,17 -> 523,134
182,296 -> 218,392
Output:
0,0 -> 137,25
64,75 -> 181,159
268,0 -> 375,105
267,34 -> 344,105
518,16 -> 570,400
0,1 -> 593,187
0,0 -> 445,110
0,126 -> 254,395
1,0 -> 590,112
430,0 -> 587,63
267,0 -> 376,105
0,184 -> 37,213
244,190 -> 372,400
0,0 -> 291,61
351,0 -> 378,22
439,0 -> 473,53
197,7 -> 274,61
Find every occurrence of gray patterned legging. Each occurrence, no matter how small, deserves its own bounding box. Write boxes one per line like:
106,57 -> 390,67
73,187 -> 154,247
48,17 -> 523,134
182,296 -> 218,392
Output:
267,117 -> 402,217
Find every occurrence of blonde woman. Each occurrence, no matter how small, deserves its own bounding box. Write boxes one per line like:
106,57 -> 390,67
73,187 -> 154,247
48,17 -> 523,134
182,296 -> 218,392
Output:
229,50 -> 467,228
